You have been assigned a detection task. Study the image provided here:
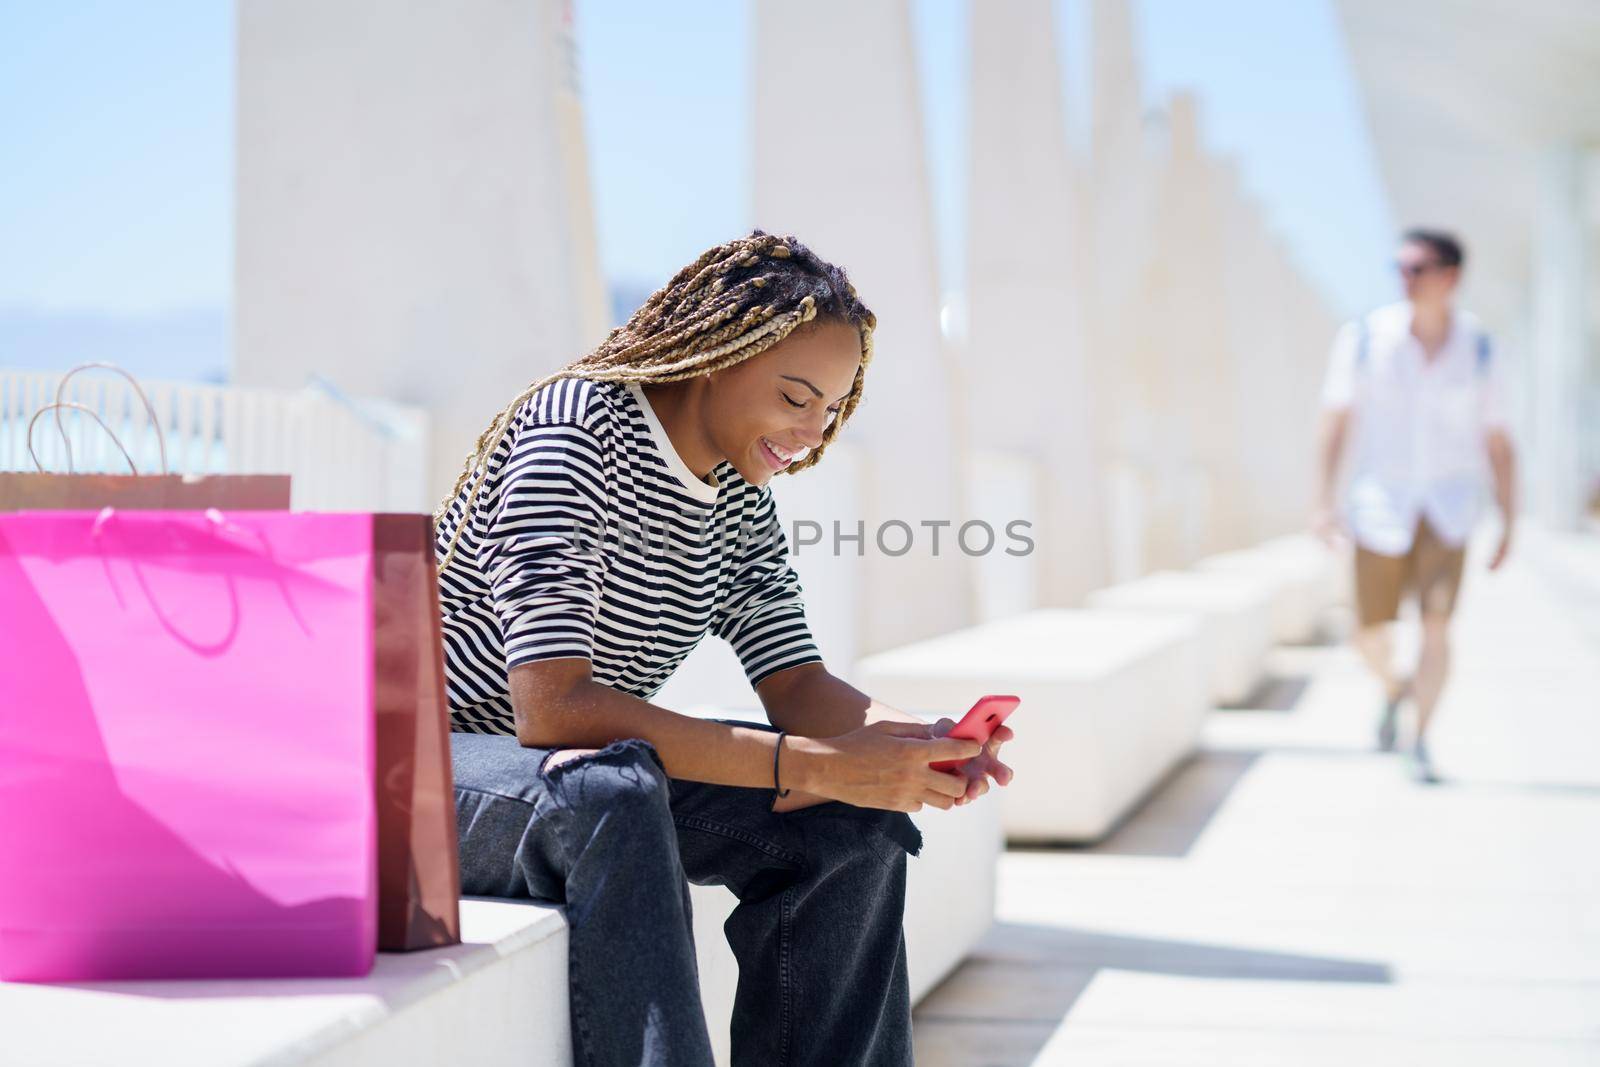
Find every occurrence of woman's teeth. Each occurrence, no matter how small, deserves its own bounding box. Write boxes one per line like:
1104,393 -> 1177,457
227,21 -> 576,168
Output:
762,437 -> 793,465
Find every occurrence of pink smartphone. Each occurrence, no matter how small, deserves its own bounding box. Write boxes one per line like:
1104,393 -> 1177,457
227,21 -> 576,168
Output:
930,695 -> 1021,772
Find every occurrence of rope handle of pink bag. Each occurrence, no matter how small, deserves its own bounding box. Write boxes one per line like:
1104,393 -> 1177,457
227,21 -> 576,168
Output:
91,506 -> 265,548
88,507 -> 242,655
88,508 -> 312,652
35,361 -> 170,476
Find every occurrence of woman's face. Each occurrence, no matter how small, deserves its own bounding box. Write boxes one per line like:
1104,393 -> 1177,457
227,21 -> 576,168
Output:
705,318 -> 863,486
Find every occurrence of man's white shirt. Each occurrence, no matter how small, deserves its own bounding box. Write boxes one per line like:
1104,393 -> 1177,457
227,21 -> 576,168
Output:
1321,301 -> 1509,556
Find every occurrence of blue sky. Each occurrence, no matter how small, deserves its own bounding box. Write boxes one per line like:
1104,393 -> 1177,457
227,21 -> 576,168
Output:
0,0 -> 1396,379
0,0 -> 233,313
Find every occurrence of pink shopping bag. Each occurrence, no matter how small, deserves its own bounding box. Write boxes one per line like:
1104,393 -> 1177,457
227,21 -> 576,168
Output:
0,508 -> 378,982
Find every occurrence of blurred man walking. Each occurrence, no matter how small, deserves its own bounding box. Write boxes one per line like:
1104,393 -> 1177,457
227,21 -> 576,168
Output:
1314,230 -> 1517,783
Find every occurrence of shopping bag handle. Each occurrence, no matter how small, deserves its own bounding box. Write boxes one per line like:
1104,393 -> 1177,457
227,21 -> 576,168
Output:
44,361 -> 170,476
90,506 -> 272,554
86,507 -> 242,655
28,402 -> 141,475
88,507 -> 313,649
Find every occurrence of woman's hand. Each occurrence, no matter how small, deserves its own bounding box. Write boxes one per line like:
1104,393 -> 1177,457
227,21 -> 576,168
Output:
929,718 -> 1015,805
786,721 -> 983,813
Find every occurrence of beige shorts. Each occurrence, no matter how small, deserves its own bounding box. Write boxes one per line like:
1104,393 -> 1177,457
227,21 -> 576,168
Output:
1354,520 -> 1466,627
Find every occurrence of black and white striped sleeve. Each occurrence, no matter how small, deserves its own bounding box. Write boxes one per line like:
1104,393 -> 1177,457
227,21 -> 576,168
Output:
478,420 -> 613,671
712,486 -> 824,687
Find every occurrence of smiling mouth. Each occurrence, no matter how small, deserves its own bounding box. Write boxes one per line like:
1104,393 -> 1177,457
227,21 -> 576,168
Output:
760,436 -> 797,470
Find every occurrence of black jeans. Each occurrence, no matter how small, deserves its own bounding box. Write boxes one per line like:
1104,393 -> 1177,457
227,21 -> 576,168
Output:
449,728 -> 923,1067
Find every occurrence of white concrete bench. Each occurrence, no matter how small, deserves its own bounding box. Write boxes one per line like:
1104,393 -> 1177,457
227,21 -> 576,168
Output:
3,765 -> 999,1067
1199,535 -> 1343,643
1264,533 -> 1349,609
1085,570 -> 1275,705
856,609 -> 1207,843
1197,544 -> 1327,644
3,898 -> 573,1067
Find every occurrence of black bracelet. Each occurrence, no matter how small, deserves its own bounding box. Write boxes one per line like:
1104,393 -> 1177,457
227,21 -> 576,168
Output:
773,731 -> 792,798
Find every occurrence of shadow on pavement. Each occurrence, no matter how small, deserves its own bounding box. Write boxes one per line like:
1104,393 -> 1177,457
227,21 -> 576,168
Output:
1010,749 -> 1262,859
914,921 -> 1391,1065
1218,672 -> 1313,712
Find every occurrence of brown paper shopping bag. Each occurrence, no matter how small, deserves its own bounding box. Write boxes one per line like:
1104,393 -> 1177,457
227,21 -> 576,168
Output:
0,471 -> 293,511
372,513 -> 462,951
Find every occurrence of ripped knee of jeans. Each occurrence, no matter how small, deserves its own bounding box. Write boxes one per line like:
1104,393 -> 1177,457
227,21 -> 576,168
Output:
796,803 -> 925,861
536,737 -> 666,792
878,810 -> 924,858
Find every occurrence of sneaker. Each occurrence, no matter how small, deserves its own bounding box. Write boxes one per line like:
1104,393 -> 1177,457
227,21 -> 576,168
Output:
1376,684 -> 1406,752
1411,740 -> 1440,784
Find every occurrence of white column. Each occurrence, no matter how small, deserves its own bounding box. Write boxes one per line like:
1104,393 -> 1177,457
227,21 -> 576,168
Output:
235,0 -> 607,505
1286,258 -> 1336,534
1216,161 -> 1284,543
1157,93 -> 1246,558
967,0 -> 1107,605
1264,233 -> 1330,538
1086,0 -> 1178,578
1529,142 -> 1592,530
752,0 -> 972,655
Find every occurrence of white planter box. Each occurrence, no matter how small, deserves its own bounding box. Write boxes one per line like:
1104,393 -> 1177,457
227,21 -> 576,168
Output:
1197,541 -> 1331,644
1086,570 -> 1275,705
1258,533 -> 1349,610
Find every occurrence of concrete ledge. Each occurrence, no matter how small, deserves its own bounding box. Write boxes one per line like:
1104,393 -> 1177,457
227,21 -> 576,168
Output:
2,899 -> 572,1067
1198,541 -> 1335,644
856,609 -> 1207,843
1086,570 -> 1275,705
1257,533 -> 1349,610
903,796 -> 1002,1003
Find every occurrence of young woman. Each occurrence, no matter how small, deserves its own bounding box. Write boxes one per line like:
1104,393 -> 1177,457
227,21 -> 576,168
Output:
433,231 -> 1013,1066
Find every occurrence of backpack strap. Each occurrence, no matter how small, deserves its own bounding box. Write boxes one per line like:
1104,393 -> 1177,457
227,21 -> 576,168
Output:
1475,331 -> 1492,378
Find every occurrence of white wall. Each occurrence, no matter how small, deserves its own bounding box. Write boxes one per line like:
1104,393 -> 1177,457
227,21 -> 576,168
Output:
967,0 -> 1107,606
751,0 -> 974,655
235,0 -> 607,508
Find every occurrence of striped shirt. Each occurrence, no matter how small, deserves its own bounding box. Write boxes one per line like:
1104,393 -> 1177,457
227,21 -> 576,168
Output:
435,377 -> 823,735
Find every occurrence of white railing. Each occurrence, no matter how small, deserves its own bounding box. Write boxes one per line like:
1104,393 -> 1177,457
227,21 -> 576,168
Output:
0,368 -> 430,513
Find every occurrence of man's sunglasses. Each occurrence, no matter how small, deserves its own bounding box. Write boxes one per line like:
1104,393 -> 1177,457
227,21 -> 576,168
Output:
1395,259 -> 1446,279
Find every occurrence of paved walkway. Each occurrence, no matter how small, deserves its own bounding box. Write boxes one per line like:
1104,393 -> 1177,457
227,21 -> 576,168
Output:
913,527 -> 1600,1066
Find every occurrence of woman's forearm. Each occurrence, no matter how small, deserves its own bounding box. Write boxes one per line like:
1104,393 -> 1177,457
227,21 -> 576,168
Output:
510,662 -> 931,798
510,662 -> 978,811
760,664 -> 923,737
518,674 -> 783,788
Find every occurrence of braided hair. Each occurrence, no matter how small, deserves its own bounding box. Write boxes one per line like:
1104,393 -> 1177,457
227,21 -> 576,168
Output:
435,230 -> 876,576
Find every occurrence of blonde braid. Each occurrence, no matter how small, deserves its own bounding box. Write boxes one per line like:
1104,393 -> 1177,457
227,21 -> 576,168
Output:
435,231 -> 876,576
